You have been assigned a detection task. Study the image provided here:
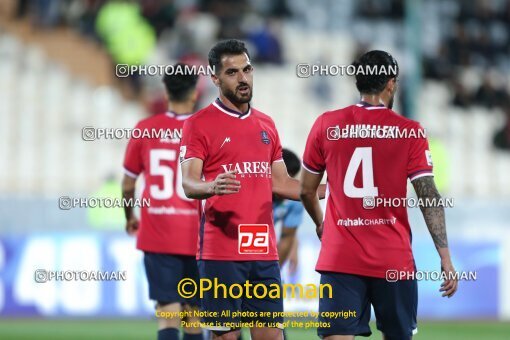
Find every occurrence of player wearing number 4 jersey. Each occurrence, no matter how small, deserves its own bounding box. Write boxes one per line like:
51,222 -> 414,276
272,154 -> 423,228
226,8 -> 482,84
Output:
122,63 -> 202,340
300,51 -> 458,340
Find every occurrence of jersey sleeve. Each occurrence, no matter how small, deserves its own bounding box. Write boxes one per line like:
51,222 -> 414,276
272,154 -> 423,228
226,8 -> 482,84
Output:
180,118 -> 208,163
408,124 -> 434,181
271,125 -> 283,163
283,201 -> 304,228
123,125 -> 143,178
302,116 -> 325,174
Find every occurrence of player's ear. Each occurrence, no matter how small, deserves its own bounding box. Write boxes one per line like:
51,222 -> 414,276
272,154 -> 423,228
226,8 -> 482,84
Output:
387,77 -> 397,94
211,73 -> 220,87
392,78 -> 399,94
190,89 -> 199,103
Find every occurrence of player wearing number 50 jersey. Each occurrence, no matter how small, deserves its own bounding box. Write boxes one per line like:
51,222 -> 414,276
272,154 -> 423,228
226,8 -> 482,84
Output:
300,51 -> 458,340
122,64 -> 202,340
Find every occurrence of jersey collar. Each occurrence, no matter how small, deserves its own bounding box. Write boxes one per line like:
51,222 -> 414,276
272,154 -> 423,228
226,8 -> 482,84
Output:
355,101 -> 386,110
213,98 -> 251,119
165,111 -> 194,120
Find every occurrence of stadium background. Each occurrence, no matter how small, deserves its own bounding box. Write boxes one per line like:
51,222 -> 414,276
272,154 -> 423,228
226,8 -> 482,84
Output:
0,0 -> 509,339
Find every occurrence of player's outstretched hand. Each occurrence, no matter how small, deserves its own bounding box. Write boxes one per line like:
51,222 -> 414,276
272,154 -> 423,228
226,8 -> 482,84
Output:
212,171 -> 241,195
125,217 -> 139,236
316,222 -> 324,241
440,259 -> 458,298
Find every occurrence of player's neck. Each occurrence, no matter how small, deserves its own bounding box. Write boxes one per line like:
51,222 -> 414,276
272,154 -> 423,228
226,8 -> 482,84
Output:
168,101 -> 194,115
218,94 -> 249,114
360,94 -> 388,108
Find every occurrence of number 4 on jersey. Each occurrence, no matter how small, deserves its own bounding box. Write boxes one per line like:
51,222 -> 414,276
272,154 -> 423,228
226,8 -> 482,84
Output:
343,147 -> 379,198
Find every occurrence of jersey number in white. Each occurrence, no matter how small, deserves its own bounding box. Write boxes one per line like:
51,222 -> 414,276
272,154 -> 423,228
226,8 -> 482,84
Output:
149,149 -> 190,201
343,147 -> 379,198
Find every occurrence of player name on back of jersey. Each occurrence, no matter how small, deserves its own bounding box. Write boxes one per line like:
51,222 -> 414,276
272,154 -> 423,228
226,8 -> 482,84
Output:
220,161 -> 272,178
327,124 -> 426,140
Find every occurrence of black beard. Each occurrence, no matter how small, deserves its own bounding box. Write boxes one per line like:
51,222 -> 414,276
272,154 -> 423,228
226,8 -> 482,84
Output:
222,85 -> 252,106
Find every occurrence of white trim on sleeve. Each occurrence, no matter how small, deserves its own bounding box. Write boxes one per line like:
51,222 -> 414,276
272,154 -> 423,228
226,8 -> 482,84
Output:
123,168 -> 139,179
302,162 -> 323,175
180,157 -> 200,165
409,172 -> 434,182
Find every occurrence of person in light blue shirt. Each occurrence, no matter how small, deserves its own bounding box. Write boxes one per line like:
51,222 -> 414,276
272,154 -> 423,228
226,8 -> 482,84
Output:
273,148 -> 304,271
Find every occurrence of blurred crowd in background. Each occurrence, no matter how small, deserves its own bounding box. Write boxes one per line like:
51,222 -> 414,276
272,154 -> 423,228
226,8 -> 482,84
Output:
8,0 -> 510,151
359,0 -> 510,150
14,0 -> 288,65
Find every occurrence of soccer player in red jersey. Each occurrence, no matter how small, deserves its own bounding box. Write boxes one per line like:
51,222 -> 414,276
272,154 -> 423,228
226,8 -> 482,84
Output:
122,64 -> 203,340
300,51 -> 458,340
180,40 -> 323,340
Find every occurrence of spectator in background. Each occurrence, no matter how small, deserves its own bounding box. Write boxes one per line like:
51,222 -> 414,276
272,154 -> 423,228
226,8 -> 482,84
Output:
88,174 -> 124,230
95,0 -> 156,98
73,0 -> 105,40
244,17 -> 283,64
493,105 -> 510,151
356,0 -> 404,20
451,78 -> 472,109
199,0 -> 249,39
418,2 -> 510,114
140,0 -> 177,37
32,0 -> 62,28
15,0 -> 30,19
473,73 -> 509,109
447,24 -> 471,67
423,44 -> 452,81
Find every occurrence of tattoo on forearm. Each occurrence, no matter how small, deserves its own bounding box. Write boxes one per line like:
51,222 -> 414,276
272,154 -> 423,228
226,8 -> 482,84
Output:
412,176 -> 448,248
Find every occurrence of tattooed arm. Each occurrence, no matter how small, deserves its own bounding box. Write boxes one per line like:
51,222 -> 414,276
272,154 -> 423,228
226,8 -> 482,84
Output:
412,176 -> 458,297
412,176 -> 448,248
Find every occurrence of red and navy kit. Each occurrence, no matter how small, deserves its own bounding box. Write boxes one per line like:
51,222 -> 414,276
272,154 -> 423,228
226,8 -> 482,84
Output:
123,111 -> 199,256
180,98 -> 283,261
303,102 -> 433,278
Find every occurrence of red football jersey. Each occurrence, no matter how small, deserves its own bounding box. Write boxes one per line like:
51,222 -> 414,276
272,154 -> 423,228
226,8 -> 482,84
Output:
302,102 -> 433,278
123,111 -> 199,255
180,99 -> 283,261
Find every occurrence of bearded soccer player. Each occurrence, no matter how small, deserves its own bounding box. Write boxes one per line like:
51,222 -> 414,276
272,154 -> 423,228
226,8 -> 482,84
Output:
180,40 -> 323,340
122,64 -> 202,340
300,51 -> 458,340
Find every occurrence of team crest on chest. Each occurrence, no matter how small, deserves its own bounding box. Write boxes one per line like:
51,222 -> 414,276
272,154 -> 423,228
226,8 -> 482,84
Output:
261,131 -> 270,145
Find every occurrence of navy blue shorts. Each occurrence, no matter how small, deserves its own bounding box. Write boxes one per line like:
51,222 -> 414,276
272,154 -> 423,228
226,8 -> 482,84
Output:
197,260 -> 284,331
143,252 -> 200,307
318,272 -> 417,339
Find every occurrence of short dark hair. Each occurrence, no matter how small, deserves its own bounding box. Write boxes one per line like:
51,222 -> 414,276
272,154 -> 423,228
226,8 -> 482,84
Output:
208,39 -> 250,74
353,50 -> 399,95
282,148 -> 301,177
162,63 -> 199,102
